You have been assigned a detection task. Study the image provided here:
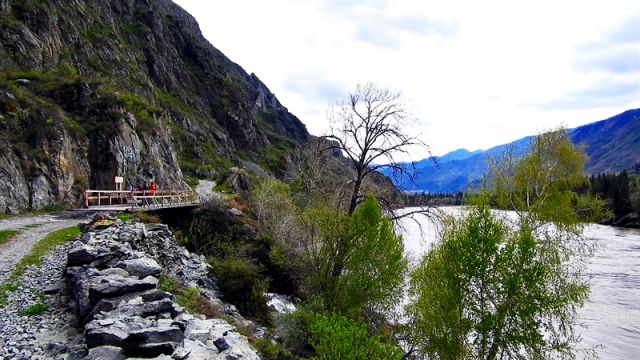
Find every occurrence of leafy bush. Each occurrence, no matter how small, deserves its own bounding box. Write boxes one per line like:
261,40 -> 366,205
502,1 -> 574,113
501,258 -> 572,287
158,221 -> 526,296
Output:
210,257 -> 271,324
280,309 -> 403,360
311,195 -> 407,320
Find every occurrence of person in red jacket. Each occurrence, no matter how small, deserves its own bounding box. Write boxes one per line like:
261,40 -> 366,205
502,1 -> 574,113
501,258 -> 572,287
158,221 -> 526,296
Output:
149,181 -> 157,205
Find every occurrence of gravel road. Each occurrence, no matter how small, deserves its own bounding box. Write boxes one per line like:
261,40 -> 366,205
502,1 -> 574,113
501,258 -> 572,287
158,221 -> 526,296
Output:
0,211 -> 94,284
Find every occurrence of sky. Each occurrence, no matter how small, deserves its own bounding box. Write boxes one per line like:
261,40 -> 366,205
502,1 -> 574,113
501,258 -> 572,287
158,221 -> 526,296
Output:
173,0 -> 640,160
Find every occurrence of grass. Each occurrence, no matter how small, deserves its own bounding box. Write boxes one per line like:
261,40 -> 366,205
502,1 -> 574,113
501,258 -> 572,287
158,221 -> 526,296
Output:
0,284 -> 19,306
0,230 -> 20,246
19,303 -> 48,316
158,275 -> 224,318
116,212 -> 134,222
11,226 -> 81,280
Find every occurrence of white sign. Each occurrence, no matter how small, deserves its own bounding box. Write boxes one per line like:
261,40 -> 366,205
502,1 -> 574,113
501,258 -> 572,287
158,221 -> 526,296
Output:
115,176 -> 124,184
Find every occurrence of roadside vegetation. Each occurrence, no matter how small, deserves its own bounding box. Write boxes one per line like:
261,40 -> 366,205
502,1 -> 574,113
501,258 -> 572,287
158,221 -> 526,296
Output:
0,230 -> 20,246
11,226 -> 81,279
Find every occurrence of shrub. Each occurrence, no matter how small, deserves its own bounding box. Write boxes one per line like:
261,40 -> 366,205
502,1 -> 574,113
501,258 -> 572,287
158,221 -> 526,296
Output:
210,257 -> 271,324
134,212 -> 160,224
158,276 -> 224,318
280,309 -> 403,360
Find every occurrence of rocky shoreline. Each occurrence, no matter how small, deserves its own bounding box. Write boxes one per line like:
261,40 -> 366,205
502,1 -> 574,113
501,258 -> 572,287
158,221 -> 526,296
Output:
0,218 -> 270,359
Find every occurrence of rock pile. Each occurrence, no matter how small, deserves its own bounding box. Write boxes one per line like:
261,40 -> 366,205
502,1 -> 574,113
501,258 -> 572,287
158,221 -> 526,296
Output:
65,221 -> 261,359
0,242 -> 86,360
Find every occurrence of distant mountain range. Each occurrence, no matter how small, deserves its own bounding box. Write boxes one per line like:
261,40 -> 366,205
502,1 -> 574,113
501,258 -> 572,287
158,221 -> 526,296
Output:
382,109 -> 640,193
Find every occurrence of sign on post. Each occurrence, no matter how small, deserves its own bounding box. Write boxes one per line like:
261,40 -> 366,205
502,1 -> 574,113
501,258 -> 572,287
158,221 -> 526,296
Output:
115,176 -> 124,191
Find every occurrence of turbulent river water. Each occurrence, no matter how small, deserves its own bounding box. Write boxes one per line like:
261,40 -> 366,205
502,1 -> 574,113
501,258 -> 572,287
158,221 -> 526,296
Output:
399,207 -> 640,360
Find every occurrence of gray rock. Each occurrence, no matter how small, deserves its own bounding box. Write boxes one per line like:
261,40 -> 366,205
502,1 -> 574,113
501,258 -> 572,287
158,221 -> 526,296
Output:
109,298 -> 182,319
180,338 -> 219,359
116,258 -> 162,278
85,289 -> 172,322
213,337 -> 230,352
86,345 -> 125,360
184,318 -> 215,342
67,245 -> 98,266
99,267 -> 129,277
88,275 -> 158,302
127,326 -> 184,344
85,325 -> 129,348
226,167 -> 252,193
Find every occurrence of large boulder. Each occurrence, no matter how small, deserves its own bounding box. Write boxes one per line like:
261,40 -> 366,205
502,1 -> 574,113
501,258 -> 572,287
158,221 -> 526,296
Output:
226,167 -> 251,193
88,275 -> 158,302
116,258 -> 162,278
67,244 -> 99,266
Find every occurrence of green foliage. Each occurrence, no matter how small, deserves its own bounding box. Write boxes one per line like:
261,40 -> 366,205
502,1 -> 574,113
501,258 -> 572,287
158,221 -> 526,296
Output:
19,303 -> 48,316
312,195 -> 407,320
490,128 -> 607,230
122,22 -> 146,35
158,275 -> 223,318
281,310 -> 403,360
115,92 -> 161,133
0,230 -> 20,246
210,257 -> 271,324
590,170 -> 635,218
11,226 -> 81,279
252,337 -> 295,360
82,20 -> 112,45
408,129 -> 604,359
116,212 -> 133,222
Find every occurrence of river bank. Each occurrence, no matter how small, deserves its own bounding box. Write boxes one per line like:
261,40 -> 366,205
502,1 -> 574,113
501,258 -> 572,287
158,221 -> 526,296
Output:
398,206 -> 640,360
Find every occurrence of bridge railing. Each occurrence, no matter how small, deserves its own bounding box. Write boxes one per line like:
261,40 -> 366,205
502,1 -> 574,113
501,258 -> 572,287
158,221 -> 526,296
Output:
84,189 -> 198,210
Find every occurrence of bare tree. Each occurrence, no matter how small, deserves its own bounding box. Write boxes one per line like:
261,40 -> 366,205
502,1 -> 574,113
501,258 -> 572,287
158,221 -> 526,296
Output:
324,82 -> 426,215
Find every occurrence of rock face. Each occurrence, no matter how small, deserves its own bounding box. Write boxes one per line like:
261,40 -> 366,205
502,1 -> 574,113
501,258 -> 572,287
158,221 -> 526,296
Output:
65,220 -> 262,359
0,0 -> 309,213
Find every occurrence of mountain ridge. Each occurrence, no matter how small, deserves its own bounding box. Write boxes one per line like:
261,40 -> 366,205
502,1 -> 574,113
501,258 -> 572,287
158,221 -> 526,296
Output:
384,108 -> 640,193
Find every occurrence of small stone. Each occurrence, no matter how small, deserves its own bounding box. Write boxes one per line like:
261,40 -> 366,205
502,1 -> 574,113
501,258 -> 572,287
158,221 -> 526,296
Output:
213,337 -> 230,351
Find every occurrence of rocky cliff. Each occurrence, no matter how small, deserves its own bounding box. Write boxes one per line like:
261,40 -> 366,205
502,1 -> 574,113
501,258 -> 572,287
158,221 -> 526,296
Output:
0,0 -> 308,213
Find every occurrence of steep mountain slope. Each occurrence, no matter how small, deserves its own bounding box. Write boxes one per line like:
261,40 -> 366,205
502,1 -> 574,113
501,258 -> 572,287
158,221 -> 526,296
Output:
0,0 -> 308,213
386,109 -> 640,192
570,109 -> 640,173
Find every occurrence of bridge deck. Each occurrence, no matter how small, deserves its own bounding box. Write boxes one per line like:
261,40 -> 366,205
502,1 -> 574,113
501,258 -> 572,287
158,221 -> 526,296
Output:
84,189 -> 198,211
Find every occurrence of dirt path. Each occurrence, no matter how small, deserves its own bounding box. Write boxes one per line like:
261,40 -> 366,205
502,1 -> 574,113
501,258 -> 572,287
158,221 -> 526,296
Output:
196,179 -> 226,203
0,211 -> 94,284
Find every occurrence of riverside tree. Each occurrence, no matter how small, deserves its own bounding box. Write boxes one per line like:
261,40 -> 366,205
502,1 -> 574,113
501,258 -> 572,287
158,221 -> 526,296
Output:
406,129 -> 607,359
324,82 -> 425,215
311,195 -> 408,321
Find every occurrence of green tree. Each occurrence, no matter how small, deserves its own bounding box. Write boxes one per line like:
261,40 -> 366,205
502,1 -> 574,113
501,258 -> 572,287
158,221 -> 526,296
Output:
312,195 -> 408,321
407,129 -> 606,359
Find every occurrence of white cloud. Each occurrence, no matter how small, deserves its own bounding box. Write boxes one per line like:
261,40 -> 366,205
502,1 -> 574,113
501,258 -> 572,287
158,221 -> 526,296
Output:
173,0 -> 640,159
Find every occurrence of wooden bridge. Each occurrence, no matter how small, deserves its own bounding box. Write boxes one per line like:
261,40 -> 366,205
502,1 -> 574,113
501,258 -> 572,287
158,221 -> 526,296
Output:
84,189 -> 198,211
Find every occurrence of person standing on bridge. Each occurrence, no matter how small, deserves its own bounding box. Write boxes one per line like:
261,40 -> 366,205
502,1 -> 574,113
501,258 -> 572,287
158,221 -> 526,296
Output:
149,181 -> 157,205
142,181 -> 149,206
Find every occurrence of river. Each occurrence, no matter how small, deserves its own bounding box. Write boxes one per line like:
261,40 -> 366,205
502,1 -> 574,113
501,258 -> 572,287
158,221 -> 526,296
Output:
399,207 -> 640,359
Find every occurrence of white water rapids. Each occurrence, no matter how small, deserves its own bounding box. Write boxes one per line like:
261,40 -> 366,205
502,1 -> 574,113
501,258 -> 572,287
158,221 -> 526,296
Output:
398,207 -> 640,359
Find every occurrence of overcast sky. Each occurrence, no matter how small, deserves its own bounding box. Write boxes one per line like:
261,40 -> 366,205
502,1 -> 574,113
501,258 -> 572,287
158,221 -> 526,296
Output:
173,0 -> 640,159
